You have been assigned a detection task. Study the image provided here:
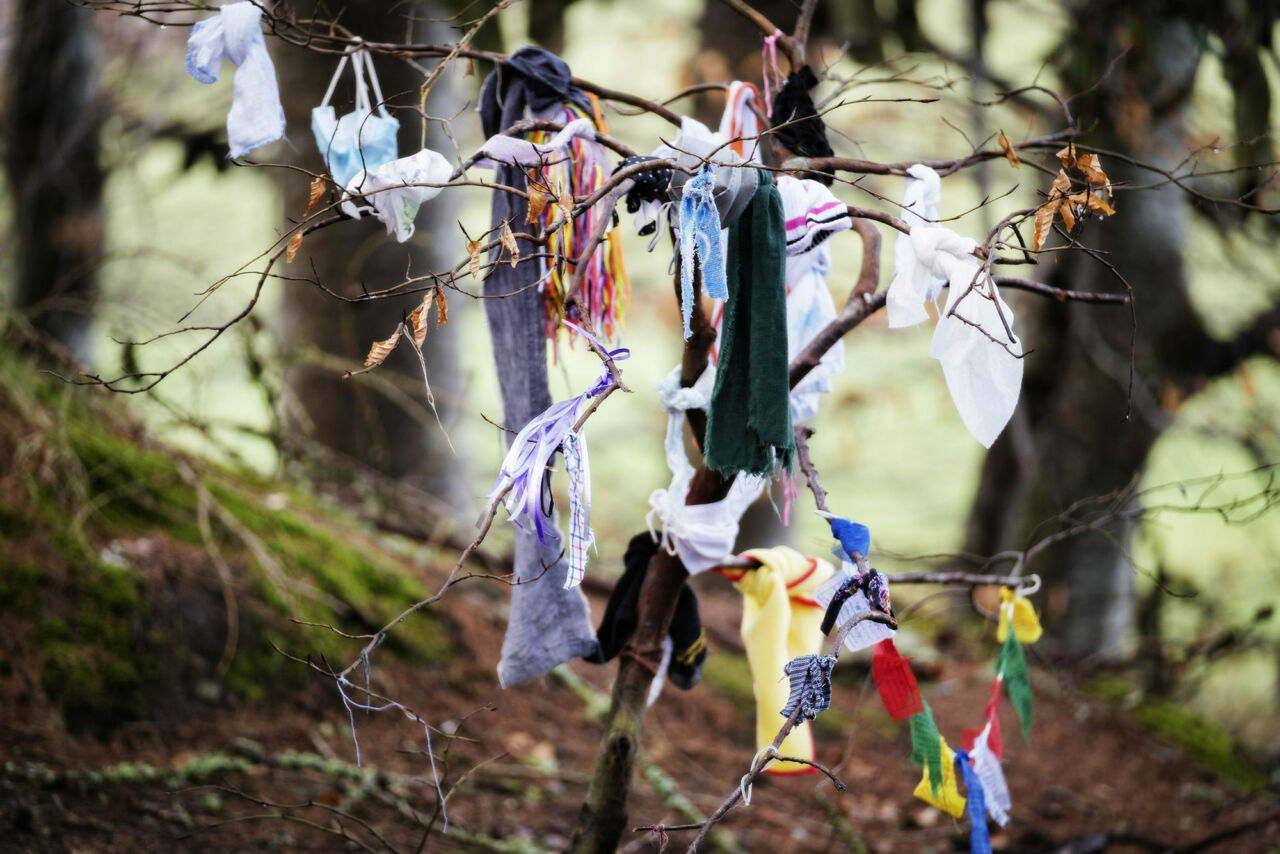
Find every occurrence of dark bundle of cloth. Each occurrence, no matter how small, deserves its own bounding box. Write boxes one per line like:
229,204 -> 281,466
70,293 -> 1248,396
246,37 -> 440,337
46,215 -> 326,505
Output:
478,46 -> 591,136
769,65 -> 834,185
589,532 -> 707,690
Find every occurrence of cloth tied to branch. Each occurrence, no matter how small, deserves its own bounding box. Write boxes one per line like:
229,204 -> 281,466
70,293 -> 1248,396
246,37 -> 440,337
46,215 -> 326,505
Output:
472,117 -> 597,169
781,653 -> 838,721
769,65 -> 834,184
997,585 -> 1044,644
339,148 -> 452,242
719,547 -> 837,775
887,164 -> 945,328
679,164 -> 727,338
483,334 -> 626,590
646,366 -> 766,574
906,226 -> 1024,448
184,2 -> 285,158
814,563 -> 895,652
717,81 -> 763,162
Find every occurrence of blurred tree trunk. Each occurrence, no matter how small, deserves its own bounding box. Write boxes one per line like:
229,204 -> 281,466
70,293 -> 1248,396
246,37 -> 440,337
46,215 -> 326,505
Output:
4,1 -> 103,362
964,5 -> 1276,658
275,3 -> 465,504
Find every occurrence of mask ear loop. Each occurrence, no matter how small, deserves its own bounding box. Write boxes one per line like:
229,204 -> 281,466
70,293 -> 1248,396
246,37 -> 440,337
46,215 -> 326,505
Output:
361,49 -> 392,120
319,50 -> 351,110
352,38 -> 370,116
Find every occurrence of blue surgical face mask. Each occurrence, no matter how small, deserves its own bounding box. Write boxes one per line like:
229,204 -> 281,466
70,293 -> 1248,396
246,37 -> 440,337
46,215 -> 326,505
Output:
311,49 -> 399,188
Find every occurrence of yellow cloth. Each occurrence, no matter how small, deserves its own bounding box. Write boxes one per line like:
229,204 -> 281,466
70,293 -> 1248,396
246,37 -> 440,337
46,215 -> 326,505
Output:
996,587 -> 1043,644
728,547 -> 837,775
913,735 -> 966,817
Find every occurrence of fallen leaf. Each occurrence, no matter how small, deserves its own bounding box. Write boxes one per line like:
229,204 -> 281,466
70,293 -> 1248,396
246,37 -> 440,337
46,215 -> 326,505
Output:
467,239 -> 482,279
1033,200 -> 1059,251
364,326 -> 402,367
434,286 -> 449,326
286,231 -> 304,263
408,292 -> 432,347
526,190 -> 547,224
997,131 -> 1019,169
500,222 -> 519,267
556,188 -> 574,218
304,177 -> 325,216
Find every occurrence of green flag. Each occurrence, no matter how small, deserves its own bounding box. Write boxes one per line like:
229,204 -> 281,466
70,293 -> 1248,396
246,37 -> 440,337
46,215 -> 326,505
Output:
908,701 -> 943,796
998,632 -> 1033,741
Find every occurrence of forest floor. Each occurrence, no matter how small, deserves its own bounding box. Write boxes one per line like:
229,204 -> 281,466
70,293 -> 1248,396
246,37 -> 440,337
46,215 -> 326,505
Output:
1,342 -> 1278,854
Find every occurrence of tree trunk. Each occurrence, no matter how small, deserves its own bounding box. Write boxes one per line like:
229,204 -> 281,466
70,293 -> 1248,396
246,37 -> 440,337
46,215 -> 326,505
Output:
4,1 -> 103,362
275,3 -> 464,500
964,10 -> 1207,658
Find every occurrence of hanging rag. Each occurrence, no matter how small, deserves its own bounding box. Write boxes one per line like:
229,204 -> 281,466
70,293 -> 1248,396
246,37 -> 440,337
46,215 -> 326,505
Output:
826,515 -> 871,561
872,638 -> 923,720
913,734 -> 967,818
887,164 -> 946,328
717,81 -> 763,162
967,724 -> 1011,826
955,749 -> 994,854
589,532 -> 708,691
780,653 -> 838,721
339,147 -> 452,242
616,155 -> 673,240
719,546 -> 837,775
311,48 -> 400,188
646,365 -> 767,574
997,586 -> 1043,644
472,117 -> 597,169
814,563 -> 895,652
480,49 -> 601,687
908,227 -> 1023,448
678,164 -> 727,338
184,2 -> 285,158
997,630 -> 1033,740
768,66 -> 834,183
704,170 -> 793,477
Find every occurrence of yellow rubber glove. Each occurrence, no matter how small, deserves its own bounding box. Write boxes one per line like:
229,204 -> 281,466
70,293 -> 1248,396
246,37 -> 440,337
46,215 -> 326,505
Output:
996,587 -> 1043,644
913,735 -> 966,817
729,547 -> 837,775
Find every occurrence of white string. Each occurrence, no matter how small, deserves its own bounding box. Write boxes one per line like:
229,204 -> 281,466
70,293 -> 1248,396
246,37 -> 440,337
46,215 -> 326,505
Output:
738,744 -> 778,806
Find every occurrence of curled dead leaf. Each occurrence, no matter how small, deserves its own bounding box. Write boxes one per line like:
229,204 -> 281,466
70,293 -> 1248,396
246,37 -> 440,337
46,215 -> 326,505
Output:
408,292 -> 432,348
1059,200 -> 1077,233
467,239 -> 482,279
556,189 -> 574,218
1050,168 -> 1071,200
465,57 -> 474,77
997,131 -> 1019,170
1056,143 -> 1077,170
1033,200 -> 1059,251
526,190 -> 547,224
364,326 -> 402,368
1070,191 -> 1115,217
434,286 -> 449,326
1075,153 -> 1111,190
500,222 -> 519,267
286,231 -> 304,263
304,177 -> 325,216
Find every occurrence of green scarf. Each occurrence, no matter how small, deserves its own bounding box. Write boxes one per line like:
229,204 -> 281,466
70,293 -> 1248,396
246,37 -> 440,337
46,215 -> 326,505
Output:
704,170 -> 794,477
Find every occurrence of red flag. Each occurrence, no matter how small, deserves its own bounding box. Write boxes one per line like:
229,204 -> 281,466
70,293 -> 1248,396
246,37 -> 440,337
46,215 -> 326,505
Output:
963,677 -> 1004,758
872,639 -> 923,720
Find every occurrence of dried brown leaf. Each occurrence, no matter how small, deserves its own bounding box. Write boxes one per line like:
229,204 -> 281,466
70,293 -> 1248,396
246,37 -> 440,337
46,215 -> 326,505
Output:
526,190 -> 547,224
997,131 -> 1019,170
1071,191 -> 1115,217
1033,200 -> 1059,251
1056,143 -> 1077,170
364,326 -> 402,367
286,231 -> 304,263
434,286 -> 449,326
467,240 -> 482,279
408,293 -> 431,348
500,222 -> 519,268
1075,153 -> 1110,189
304,177 -> 325,216
556,188 -> 574,218
1059,200 -> 1077,233
465,57 -> 474,77
1050,168 -> 1071,200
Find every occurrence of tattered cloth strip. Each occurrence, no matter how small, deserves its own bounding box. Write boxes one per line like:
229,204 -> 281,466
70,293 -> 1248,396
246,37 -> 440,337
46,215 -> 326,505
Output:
997,631 -> 1033,740
483,328 -> 627,590
887,164 -> 945,328
184,2 -> 285,158
340,148 -> 452,243
781,653 -> 838,721
997,586 -> 1044,644
589,532 -> 707,691
679,164 -> 727,338
815,565 -> 894,650
914,733 -> 966,817
967,724 -> 1011,826
955,749 -> 993,854
646,366 -> 766,574
704,170 -> 794,477
480,49 -> 603,686
717,81 -> 763,162
825,515 -> 871,561
909,700 -> 944,796
872,638 -> 924,720
768,66 -> 834,183
528,98 -> 630,346
722,547 -> 837,775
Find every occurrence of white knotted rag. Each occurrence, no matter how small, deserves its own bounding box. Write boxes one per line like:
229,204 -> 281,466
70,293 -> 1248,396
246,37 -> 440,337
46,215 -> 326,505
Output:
887,164 -> 946,328
472,117 -> 597,169
912,227 -> 1023,448
646,366 -> 766,574
185,2 -> 285,159
340,148 -> 453,242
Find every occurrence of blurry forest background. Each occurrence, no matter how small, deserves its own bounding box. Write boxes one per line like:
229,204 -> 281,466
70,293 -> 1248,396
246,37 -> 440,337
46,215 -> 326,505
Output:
2,0 -> 1280,851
